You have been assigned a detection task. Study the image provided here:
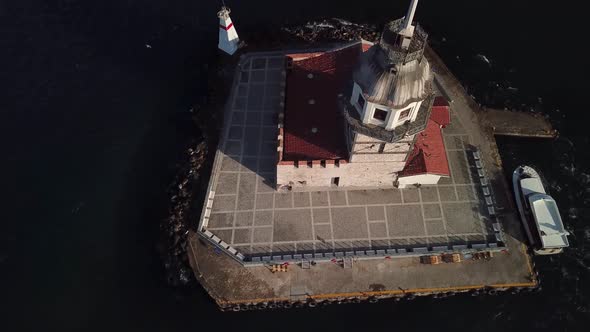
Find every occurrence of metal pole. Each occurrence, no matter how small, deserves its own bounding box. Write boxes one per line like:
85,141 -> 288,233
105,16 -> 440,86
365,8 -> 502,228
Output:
403,0 -> 419,30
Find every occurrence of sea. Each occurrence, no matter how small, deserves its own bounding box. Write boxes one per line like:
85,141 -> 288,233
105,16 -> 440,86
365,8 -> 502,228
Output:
3,0 -> 589,331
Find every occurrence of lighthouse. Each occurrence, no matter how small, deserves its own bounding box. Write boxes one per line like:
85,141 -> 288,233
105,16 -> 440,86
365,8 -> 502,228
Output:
217,6 -> 239,55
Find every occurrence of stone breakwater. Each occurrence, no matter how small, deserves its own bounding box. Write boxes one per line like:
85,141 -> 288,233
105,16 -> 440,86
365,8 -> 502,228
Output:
281,18 -> 379,43
159,137 -> 208,286
157,47 -> 232,287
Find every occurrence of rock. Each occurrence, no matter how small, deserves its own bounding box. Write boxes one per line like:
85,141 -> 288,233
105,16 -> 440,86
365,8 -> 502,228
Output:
158,138 -> 208,287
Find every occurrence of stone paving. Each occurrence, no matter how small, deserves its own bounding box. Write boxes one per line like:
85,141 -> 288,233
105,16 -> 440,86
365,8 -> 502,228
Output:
201,54 -> 498,260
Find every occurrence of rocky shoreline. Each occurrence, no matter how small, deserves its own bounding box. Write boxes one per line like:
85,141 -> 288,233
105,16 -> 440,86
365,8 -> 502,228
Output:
159,137 -> 208,286
280,18 -> 379,43
158,48 -> 235,287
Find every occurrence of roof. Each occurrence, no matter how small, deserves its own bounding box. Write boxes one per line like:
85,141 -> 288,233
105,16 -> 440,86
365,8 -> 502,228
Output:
353,44 -> 432,108
283,43 -> 363,161
431,96 -> 451,127
528,194 -> 569,248
520,177 -> 546,197
398,106 -> 450,178
433,96 -> 449,107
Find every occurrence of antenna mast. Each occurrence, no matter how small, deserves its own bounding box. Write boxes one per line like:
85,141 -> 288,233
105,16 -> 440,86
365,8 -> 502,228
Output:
403,0 -> 419,31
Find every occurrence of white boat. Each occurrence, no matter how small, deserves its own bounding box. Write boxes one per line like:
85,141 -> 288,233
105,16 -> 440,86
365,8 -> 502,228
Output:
512,166 -> 569,255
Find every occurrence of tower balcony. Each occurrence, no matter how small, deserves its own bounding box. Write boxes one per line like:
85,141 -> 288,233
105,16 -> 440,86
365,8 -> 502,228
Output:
339,94 -> 434,143
380,18 -> 428,65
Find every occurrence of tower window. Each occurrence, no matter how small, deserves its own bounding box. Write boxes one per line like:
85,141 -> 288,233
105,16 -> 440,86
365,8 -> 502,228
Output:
356,93 -> 365,109
378,143 -> 386,154
399,108 -> 411,120
373,108 -> 388,122
331,177 -> 340,187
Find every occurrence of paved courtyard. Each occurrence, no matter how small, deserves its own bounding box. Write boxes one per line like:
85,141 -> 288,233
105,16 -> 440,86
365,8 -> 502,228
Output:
201,54 -> 498,260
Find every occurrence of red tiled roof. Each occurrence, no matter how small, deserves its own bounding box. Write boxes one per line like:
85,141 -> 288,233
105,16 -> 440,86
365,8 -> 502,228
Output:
433,96 -> 449,107
286,52 -> 325,61
282,43 -> 363,161
398,107 -> 451,178
431,96 -> 451,127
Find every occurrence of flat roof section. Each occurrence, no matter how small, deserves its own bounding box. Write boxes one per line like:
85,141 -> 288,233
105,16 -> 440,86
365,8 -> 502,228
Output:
529,195 -> 569,248
283,44 -> 363,161
431,96 -> 451,127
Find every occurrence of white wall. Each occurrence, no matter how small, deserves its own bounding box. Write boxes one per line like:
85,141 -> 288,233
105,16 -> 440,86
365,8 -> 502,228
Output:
350,83 -> 364,118
351,82 -> 423,131
397,174 -> 444,188
277,161 -> 405,189
354,133 -> 415,144
218,15 -> 239,55
352,142 -> 411,154
348,132 -> 414,163
349,152 -> 408,163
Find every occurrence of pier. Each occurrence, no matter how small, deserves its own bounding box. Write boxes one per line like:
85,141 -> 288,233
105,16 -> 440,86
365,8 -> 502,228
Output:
480,108 -> 557,138
188,44 -> 541,310
426,46 -> 557,139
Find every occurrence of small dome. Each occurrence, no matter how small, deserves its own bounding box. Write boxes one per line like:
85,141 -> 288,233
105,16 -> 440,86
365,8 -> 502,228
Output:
353,44 -> 432,108
353,19 -> 432,109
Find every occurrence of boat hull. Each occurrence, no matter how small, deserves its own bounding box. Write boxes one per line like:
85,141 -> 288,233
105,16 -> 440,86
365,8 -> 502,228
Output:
512,166 -> 564,255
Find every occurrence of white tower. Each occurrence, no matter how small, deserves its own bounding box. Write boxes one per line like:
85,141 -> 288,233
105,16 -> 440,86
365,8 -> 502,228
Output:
341,0 -> 433,182
217,6 -> 239,55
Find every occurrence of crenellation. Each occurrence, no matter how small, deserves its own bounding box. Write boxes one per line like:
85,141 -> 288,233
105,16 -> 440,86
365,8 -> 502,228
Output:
277,161 -> 401,188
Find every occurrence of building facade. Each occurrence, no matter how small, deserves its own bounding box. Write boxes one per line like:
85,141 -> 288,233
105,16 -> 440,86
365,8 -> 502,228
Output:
276,0 -> 449,190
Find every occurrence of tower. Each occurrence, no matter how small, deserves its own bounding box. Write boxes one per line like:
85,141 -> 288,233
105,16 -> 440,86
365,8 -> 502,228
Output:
276,0 -> 445,189
217,6 -> 239,55
341,0 -> 434,185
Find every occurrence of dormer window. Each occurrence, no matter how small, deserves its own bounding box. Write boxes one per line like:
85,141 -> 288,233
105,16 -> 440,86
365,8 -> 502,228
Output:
373,108 -> 388,122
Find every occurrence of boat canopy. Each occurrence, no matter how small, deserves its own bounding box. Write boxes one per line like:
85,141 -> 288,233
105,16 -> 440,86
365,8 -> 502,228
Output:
527,193 -> 569,249
520,177 -> 546,197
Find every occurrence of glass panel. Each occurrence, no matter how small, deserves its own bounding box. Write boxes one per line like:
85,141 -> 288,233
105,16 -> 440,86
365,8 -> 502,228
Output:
373,108 -> 388,121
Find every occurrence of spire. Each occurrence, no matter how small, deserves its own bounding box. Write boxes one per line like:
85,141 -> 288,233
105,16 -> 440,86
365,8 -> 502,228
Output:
401,0 -> 419,38
217,6 -> 240,55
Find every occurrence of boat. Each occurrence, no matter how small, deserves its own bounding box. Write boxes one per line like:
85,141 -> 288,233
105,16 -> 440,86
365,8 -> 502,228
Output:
512,166 -> 569,255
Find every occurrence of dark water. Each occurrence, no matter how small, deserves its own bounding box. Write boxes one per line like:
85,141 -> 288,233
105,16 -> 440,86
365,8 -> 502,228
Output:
3,0 -> 589,330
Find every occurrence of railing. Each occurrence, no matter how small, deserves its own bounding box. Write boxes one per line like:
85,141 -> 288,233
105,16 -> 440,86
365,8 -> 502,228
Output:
339,94 -> 434,143
380,18 -> 428,65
